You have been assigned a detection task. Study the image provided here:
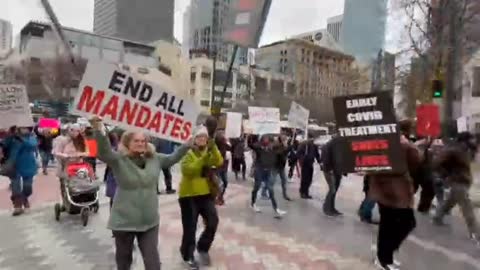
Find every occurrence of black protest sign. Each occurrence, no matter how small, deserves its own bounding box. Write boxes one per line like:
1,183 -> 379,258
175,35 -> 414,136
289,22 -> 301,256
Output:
332,91 -> 406,173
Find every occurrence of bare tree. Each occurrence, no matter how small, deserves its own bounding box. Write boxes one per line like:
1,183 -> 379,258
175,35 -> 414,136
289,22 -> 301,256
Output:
394,0 -> 479,127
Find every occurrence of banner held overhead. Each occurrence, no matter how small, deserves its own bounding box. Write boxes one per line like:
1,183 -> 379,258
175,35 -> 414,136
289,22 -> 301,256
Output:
333,91 -> 406,174
288,101 -> 309,130
0,85 -> 34,129
248,106 -> 281,134
72,61 -> 201,143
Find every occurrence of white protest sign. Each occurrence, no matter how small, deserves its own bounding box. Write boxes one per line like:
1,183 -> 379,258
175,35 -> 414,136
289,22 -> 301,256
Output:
72,61 -> 201,143
225,112 -> 242,138
288,101 -> 309,130
457,116 -> 468,133
0,85 -> 34,129
248,106 -> 281,134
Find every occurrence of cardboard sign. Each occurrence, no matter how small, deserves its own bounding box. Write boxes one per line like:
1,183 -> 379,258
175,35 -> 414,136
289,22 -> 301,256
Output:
72,61 -> 201,143
248,106 -> 281,134
288,102 -> 309,130
416,104 -> 440,138
0,85 -> 34,129
225,112 -> 243,138
457,116 -> 468,133
39,118 -> 60,129
333,91 -> 406,173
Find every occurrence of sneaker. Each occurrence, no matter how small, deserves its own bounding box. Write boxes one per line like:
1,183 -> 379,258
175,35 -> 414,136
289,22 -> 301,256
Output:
23,199 -> 30,213
12,208 -> 24,216
274,209 -> 287,219
251,204 -> 262,213
332,209 -> 344,216
197,251 -> 211,266
470,233 -> 479,245
183,259 -> 199,270
374,258 -> 400,270
433,217 -> 446,226
42,169 -> 48,175
166,189 -> 176,195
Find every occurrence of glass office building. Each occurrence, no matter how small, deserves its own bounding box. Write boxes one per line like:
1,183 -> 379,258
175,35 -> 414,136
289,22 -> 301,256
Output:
341,0 -> 388,65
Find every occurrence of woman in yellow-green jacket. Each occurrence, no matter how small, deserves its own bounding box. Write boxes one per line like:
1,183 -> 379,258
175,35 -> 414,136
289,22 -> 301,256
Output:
178,126 -> 223,270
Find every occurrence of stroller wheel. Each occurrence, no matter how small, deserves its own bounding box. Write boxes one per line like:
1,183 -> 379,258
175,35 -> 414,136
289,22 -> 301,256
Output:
81,208 -> 89,226
54,203 -> 61,221
92,203 -> 99,214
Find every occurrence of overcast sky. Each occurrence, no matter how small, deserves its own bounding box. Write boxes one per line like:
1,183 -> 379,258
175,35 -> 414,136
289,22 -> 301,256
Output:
0,0 -> 400,50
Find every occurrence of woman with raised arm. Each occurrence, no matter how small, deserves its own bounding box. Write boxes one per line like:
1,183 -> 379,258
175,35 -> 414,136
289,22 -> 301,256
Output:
90,117 -> 191,270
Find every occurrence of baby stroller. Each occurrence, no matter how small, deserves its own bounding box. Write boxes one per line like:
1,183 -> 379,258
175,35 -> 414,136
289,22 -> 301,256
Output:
54,161 -> 101,226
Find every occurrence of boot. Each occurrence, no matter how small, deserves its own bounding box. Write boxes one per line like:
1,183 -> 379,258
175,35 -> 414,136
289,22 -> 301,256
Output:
12,197 -> 24,216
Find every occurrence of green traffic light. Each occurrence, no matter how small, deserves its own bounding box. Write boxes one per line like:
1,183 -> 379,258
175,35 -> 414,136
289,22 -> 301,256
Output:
433,91 -> 442,98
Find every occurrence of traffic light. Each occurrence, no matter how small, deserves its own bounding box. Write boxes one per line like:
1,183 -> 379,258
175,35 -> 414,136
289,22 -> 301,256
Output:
432,79 -> 443,98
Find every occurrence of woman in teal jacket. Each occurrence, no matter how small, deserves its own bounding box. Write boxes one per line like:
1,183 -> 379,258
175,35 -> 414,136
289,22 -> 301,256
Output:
90,117 -> 191,270
3,126 -> 38,216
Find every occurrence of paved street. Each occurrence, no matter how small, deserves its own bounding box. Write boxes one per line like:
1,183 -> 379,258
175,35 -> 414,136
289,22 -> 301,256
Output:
0,162 -> 479,270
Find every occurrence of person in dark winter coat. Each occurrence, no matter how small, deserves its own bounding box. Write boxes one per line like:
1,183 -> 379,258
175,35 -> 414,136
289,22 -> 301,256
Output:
230,136 -> 247,180
297,136 -> 320,199
321,135 -> 345,216
104,132 -> 119,209
369,127 -> 421,270
433,132 -> 479,243
152,137 -> 176,194
34,126 -> 57,175
272,135 -> 292,201
215,131 -> 231,203
249,134 -> 286,218
287,139 -> 300,179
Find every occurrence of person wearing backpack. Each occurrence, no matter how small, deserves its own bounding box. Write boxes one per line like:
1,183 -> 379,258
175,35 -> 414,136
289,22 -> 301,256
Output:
3,126 -> 38,216
433,132 -> 479,243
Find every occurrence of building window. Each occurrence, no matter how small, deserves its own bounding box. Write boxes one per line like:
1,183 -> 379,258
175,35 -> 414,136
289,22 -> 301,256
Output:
473,67 -> 480,97
201,72 -> 211,79
190,89 -> 196,96
200,100 -> 210,107
201,89 -> 210,99
191,72 -> 196,82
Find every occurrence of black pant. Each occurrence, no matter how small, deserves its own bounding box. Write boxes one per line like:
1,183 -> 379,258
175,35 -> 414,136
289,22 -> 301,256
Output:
232,158 -> 246,179
251,167 -> 278,210
162,168 -> 173,191
377,204 -> 416,266
84,157 -> 97,174
323,171 -> 342,212
157,168 -> 173,192
299,164 -> 314,196
179,195 -> 219,261
113,225 -> 161,270
414,173 -> 435,213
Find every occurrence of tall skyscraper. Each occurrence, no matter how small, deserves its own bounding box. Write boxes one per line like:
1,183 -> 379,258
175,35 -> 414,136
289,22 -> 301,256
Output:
0,19 -> 12,54
183,0 -> 248,65
327,15 -> 343,43
341,0 -> 388,65
94,0 -> 174,43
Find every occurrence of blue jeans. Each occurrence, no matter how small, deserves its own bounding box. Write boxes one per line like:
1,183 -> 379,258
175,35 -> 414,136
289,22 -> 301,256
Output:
10,175 -> 34,201
217,169 -> 228,197
272,168 -> 289,199
39,150 -> 52,170
252,168 -> 278,210
359,198 -> 376,220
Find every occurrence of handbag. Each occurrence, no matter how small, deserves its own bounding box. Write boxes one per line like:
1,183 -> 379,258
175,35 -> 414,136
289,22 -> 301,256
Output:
0,160 -> 16,178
